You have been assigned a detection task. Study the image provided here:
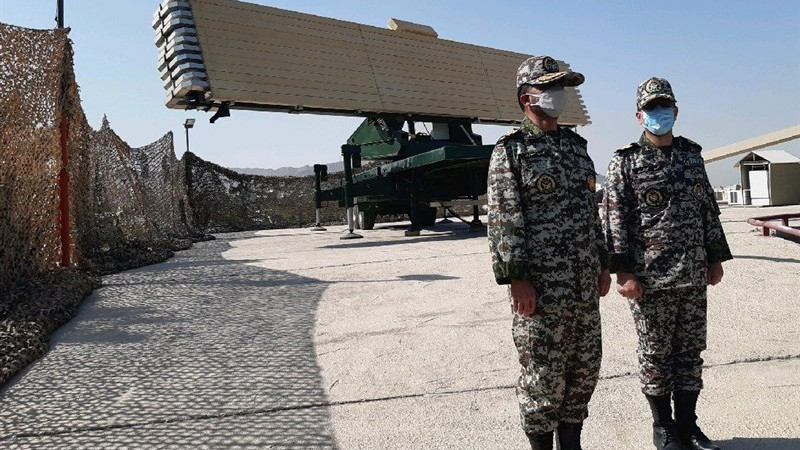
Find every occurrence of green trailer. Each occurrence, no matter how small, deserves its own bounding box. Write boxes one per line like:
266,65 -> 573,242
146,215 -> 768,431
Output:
312,116 -> 492,237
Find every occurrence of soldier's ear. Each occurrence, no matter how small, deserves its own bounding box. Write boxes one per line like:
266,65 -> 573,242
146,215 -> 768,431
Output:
673,106 -> 679,120
635,110 -> 644,125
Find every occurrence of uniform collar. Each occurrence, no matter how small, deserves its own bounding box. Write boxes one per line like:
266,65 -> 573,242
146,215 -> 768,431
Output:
521,117 -> 546,138
638,132 -> 673,150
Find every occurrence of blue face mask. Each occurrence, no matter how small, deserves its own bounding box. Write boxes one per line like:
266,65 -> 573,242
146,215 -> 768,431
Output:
641,106 -> 675,135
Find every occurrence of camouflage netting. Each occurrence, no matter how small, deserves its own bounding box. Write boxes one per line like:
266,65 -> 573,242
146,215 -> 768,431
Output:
0,23 -> 94,386
0,24 -> 74,293
184,152 -> 347,232
78,118 -> 202,274
0,22 -> 200,386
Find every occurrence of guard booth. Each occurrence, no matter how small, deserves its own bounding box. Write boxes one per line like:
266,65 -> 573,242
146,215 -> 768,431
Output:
735,150 -> 800,206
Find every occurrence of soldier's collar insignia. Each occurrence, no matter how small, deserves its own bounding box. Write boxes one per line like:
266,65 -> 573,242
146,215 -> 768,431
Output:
644,188 -> 665,207
536,174 -> 557,194
645,79 -> 663,93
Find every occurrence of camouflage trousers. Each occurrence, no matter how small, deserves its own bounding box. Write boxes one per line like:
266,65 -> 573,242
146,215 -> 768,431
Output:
512,300 -> 602,434
628,286 -> 707,396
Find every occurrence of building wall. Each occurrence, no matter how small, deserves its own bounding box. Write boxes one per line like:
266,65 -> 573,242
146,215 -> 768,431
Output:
769,163 -> 800,205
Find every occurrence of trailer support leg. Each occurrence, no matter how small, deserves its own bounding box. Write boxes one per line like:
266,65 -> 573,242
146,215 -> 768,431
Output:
405,170 -> 421,237
468,174 -> 484,231
469,204 -> 484,231
311,208 -> 326,231
341,145 -> 362,240
311,164 -> 327,231
438,206 -> 453,224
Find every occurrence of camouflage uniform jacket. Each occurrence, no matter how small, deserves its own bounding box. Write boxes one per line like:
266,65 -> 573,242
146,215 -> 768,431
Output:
603,133 -> 733,290
487,118 -> 609,300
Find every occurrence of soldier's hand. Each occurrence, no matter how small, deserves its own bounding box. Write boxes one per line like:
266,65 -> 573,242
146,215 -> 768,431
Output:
510,279 -> 537,316
707,262 -> 724,286
599,269 -> 611,297
616,272 -> 643,299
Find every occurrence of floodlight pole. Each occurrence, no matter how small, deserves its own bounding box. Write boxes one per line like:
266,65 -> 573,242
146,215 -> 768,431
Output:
183,118 -> 195,153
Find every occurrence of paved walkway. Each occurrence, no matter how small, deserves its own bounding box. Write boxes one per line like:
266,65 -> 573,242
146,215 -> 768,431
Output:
1,206 -> 799,449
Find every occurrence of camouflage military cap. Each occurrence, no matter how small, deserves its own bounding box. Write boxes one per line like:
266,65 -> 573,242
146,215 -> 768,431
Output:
516,55 -> 585,88
636,77 -> 676,110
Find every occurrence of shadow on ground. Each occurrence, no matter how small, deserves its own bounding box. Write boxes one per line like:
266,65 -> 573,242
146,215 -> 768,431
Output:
732,254 -> 800,264
717,438 -> 800,450
0,232 -> 339,449
318,230 -> 485,250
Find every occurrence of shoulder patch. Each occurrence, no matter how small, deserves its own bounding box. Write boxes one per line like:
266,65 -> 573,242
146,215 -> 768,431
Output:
615,142 -> 640,154
497,127 -> 523,144
561,127 -> 587,145
677,136 -> 703,152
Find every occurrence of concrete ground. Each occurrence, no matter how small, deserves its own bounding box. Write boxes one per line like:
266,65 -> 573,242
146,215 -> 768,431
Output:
1,205 -> 798,449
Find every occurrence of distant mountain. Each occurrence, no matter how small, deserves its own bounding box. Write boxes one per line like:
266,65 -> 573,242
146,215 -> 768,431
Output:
231,161 -> 343,177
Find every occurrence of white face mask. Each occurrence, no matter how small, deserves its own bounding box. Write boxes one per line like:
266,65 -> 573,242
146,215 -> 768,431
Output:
528,85 -> 567,118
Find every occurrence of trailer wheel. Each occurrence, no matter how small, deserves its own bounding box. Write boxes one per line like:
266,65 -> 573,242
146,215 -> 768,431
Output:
419,206 -> 438,227
359,209 -> 377,230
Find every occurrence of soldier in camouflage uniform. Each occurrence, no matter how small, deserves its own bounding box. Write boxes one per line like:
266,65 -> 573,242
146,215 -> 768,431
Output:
602,77 -> 732,450
487,56 -> 611,450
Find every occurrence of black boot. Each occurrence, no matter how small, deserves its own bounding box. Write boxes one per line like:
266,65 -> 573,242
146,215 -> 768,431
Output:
673,391 -> 722,450
526,431 -> 554,450
556,422 -> 583,450
646,394 -> 689,450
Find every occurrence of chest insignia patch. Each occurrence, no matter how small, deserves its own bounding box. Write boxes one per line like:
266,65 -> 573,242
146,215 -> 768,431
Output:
644,188 -> 666,207
536,174 -> 557,194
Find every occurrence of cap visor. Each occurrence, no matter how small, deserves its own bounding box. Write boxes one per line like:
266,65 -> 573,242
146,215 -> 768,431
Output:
639,94 -> 676,109
531,71 -> 585,87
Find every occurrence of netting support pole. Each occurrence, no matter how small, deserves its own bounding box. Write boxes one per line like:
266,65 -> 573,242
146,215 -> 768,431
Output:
58,115 -> 71,267
56,0 -> 64,28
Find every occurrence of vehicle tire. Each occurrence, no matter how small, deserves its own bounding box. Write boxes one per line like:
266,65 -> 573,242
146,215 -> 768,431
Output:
359,209 -> 376,230
419,206 -> 438,227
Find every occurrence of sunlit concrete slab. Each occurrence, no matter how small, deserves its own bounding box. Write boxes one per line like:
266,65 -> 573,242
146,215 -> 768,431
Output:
1,206 -> 798,449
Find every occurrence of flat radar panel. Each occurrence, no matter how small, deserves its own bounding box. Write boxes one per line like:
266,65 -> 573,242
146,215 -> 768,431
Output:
153,0 -> 591,126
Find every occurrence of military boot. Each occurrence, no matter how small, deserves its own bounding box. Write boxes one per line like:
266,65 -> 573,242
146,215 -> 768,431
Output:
555,422 -> 583,450
526,431 -> 554,450
646,394 -> 689,450
673,391 -> 722,450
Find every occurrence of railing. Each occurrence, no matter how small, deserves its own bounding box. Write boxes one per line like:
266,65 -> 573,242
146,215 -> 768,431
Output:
747,213 -> 800,238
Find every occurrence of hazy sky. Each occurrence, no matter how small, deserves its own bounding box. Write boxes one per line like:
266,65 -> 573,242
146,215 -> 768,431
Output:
3,1 -> 799,185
